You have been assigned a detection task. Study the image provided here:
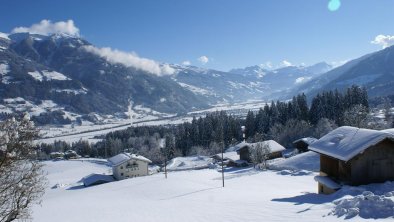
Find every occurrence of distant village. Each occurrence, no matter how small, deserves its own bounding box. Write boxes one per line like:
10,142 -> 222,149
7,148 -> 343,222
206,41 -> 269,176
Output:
46,125 -> 394,196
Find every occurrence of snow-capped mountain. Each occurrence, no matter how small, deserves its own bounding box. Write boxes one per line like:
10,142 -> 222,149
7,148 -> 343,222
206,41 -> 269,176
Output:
171,65 -> 270,102
229,65 -> 268,78
0,32 -> 208,123
289,46 -> 394,99
229,62 -> 332,99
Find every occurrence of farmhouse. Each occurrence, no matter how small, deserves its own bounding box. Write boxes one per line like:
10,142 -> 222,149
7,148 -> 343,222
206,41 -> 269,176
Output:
50,152 -> 64,159
108,153 -> 152,180
292,137 -> 317,153
228,140 -> 286,163
309,126 -> 394,194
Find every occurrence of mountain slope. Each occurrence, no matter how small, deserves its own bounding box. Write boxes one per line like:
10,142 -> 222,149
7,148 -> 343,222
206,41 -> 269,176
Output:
229,62 -> 332,99
0,33 -> 209,120
290,46 -> 394,99
172,65 -> 270,102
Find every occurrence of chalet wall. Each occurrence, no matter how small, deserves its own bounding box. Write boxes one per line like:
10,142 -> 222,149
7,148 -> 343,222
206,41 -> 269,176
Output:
239,147 -> 251,162
350,139 -> 394,185
268,151 -> 282,160
293,141 -> 308,152
113,159 -> 149,180
320,155 -> 339,178
320,154 -> 352,183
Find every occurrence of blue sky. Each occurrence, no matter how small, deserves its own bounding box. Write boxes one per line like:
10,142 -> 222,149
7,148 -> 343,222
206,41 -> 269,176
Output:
1,0 -> 393,71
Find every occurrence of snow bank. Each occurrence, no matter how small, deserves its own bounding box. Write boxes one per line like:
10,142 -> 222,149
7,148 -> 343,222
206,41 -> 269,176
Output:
269,151 -> 320,172
42,70 -> 70,81
166,156 -> 214,171
28,71 -> 43,81
0,63 -> 9,75
330,182 -> 394,219
27,70 -> 70,81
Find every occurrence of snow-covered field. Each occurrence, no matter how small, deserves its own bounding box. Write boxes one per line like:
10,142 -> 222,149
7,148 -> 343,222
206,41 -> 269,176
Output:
32,159 -> 394,222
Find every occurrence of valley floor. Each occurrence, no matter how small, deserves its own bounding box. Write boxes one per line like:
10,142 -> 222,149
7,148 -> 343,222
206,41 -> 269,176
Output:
32,160 -> 393,222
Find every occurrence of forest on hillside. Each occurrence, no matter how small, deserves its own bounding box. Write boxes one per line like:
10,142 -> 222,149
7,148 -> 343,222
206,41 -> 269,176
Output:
37,86 -> 394,163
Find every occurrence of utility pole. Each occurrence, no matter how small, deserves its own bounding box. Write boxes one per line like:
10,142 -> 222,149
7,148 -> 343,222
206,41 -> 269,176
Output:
221,141 -> 224,187
160,138 -> 167,179
241,125 -> 246,142
164,155 -> 167,179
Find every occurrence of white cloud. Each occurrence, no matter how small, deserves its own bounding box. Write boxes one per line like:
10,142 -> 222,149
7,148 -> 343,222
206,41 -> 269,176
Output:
295,76 -> 312,84
371,34 -> 394,49
11,19 -> 80,36
182,60 -> 191,66
280,60 -> 292,67
83,45 -> 175,76
0,32 -> 10,40
198,56 -> 209,65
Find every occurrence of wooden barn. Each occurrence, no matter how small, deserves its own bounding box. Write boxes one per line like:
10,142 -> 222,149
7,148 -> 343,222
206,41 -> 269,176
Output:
309,126 -> 394,194
292,137 -> 317,153
234,140 -> 286,162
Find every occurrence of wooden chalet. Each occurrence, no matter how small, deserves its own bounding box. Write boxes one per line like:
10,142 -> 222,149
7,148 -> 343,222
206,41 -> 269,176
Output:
292,137 -> 317,153
232,140 -> 286,163
309,126 -> 394,194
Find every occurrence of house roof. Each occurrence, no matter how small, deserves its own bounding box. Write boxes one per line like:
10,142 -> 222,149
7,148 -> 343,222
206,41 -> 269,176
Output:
309,126 -> 394,162
293,137 -> 318,145
81,173 -> 114,187
225,141 -> 248,152
130,154 -> 152,163
227,140 -> 286,154
314,176 -> 341,190
214,151 -> 240,162
381,128 -> 394,135
249,140 -> 286,153
108,153 -> 152,166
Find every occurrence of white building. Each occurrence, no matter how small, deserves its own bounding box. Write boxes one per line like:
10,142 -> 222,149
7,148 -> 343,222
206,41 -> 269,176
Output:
108,153 -> 152,180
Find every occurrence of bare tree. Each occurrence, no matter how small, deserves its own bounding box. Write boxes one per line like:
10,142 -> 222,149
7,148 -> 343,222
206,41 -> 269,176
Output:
250,143 -> 270,169
343,104 -> 369,128
314,118 -> 337,138
0,117 -> 46,222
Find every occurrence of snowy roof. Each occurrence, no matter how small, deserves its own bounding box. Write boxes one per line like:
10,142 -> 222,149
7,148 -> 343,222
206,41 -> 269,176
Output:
129,154 -> 152,163
314,176 -> 341,190
309,126 -> 394,161
214,151 -> 240,162
81,173 -> 114,187
381,128 -> 394,135
247,140 -> 286,153
108,153 -> 152,166
226,140 -> 285,154
225,141 -> 248,152
293,137 -> 318,145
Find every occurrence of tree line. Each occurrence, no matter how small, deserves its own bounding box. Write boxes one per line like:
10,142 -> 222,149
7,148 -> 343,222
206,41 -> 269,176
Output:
37,85 -> 383,163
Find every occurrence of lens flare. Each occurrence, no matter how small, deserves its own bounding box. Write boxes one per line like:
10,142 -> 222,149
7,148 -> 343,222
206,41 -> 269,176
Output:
328,0 -> 341,11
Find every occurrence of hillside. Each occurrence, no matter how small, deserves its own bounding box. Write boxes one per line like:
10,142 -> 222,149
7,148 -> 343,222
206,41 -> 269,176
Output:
33,159 -> 394,221
0,32 -> 208,122
289,46 -> 394,99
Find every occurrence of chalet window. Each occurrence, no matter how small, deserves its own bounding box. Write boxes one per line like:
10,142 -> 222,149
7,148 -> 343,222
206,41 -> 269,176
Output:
121,173 -> 124,176
120,166 -> 123,169
126,162 -> 139,168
